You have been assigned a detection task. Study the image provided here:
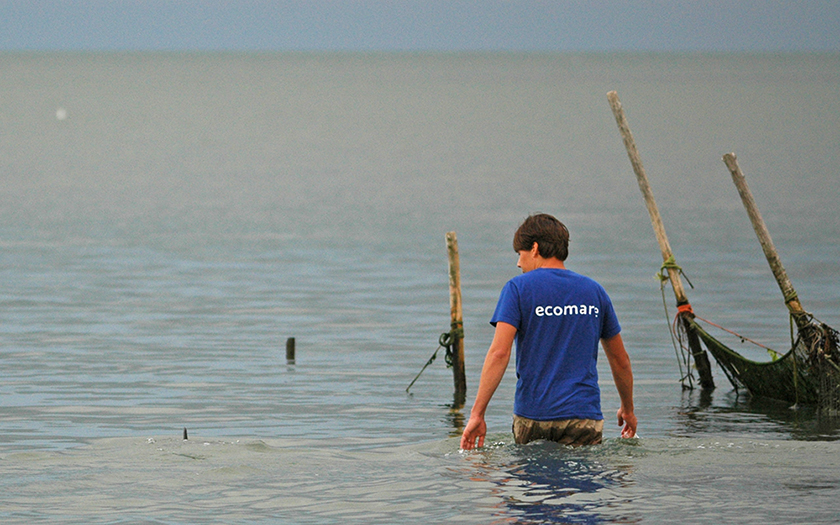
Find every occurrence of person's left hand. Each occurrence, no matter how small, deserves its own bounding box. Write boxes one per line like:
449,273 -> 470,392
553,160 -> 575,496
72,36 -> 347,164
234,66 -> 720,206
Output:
460,415 -> 487,450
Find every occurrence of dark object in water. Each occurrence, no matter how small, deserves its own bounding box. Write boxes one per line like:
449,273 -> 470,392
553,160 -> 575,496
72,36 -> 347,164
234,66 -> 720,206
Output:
183,427 -> 188,440
286,337 -> 295,363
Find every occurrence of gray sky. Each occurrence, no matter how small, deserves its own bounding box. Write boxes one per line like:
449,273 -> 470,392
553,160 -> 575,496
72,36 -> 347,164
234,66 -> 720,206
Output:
1,0 -> 839,52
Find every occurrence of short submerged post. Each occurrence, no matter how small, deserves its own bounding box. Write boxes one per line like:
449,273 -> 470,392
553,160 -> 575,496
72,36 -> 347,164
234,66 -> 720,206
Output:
446,231 -> 467,405
286,337 -> 296,363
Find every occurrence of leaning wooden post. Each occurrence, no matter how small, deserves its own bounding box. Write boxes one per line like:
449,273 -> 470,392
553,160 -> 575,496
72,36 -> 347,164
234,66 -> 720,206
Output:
723,153 -> 811,333
607,90 -> 715,390
446,231 -> 467,404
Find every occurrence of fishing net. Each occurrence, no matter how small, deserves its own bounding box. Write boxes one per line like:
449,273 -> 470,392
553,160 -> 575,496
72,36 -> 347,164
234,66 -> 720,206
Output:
676,315 -> 840,412
814,322 -> 840,415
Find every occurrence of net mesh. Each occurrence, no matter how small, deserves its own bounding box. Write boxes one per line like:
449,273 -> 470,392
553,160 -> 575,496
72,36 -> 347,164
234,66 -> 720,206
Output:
683,317 -> 840,412
815,323 -> 840,415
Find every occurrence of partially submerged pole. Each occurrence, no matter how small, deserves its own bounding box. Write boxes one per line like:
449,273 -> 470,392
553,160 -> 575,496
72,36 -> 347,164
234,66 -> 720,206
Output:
446,231 -> 467,405
723,153 -> 810,331
607,90 -> 715,390
286,337 -> 296,363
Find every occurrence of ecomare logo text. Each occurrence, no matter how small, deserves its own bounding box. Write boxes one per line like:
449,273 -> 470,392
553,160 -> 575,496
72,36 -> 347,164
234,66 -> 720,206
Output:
534,305 -> 600,318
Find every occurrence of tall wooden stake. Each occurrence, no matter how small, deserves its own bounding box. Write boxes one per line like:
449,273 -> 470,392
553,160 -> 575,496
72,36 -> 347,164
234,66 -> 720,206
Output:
446,231 -> 467,405
607,91 -> 715,390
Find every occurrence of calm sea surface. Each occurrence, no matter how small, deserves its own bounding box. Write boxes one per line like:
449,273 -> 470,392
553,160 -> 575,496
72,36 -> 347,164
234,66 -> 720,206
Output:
1,52 -> 839,523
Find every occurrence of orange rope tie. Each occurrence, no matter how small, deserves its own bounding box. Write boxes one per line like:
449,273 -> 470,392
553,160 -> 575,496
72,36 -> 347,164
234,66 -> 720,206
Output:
677,303 -> 694,315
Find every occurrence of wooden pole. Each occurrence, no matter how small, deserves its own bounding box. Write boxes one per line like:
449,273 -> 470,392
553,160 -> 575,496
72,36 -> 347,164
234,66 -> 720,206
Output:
446,231 -> 467,405
607,90 -> 715,390
722,153 -> 810,330
607,92 -> 689,303
286,337 -> 296,363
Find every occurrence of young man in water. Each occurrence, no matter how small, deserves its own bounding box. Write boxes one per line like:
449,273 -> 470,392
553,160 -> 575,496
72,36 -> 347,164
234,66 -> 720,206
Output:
460,214 -> 636,449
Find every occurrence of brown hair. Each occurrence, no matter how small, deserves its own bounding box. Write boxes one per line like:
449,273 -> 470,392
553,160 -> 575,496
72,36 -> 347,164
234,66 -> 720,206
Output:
512,213 -> 569,261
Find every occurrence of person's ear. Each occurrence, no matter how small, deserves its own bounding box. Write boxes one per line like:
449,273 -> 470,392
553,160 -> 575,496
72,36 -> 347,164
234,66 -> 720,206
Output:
531,242 -> 540,257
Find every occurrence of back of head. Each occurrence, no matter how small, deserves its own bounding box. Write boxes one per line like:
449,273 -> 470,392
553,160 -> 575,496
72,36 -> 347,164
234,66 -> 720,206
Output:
513,213 -> 570,261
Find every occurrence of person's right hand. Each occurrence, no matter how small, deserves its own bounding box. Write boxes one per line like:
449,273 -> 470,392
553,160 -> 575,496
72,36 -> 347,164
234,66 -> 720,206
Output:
617,407 -> 637,438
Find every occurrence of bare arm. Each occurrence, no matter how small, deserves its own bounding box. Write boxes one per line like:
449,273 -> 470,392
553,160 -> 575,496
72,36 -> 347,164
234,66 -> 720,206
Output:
460,322 -> 516,450
601,333 -> 637,438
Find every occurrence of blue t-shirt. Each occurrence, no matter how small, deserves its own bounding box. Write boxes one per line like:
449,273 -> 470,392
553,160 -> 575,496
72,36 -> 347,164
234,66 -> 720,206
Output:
490,268 -> 621,421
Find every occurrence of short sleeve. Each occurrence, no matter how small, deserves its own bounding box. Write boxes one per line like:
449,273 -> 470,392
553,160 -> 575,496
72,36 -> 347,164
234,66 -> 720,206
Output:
599,289 -> 621,339
490,280 -> 521,329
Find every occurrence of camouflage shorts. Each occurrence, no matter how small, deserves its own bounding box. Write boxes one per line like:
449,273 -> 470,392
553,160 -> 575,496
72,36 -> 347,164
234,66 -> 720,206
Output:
512,415 -> 604,446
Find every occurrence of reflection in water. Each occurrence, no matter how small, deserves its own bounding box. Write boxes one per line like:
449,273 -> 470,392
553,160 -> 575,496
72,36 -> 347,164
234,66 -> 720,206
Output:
446,401 -> 466,439
674,388 -> 840,440
458,440 -> 640,524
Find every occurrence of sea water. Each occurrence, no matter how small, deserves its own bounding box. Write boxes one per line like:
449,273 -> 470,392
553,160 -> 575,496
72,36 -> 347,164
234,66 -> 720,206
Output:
1,52 -> 839,523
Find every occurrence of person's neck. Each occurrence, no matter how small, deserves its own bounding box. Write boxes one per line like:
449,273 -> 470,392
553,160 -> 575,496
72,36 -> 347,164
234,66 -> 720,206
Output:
536,257 -> 566,270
